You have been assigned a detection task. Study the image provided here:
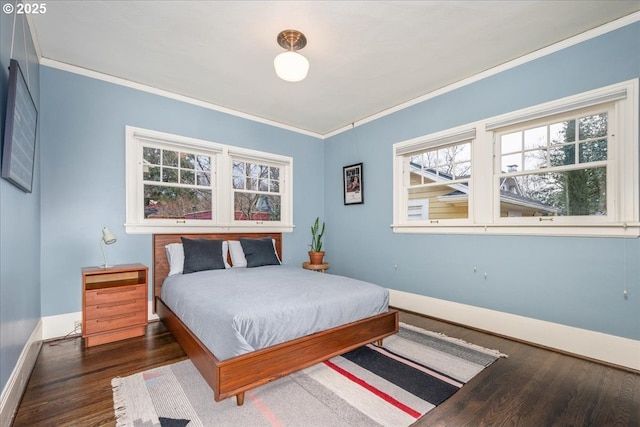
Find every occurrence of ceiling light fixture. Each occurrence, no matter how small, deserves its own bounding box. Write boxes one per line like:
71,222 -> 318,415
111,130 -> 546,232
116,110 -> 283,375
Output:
274,29 -> 309,82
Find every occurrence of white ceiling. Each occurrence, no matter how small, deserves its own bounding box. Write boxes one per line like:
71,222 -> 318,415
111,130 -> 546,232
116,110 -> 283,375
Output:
30,1 -> 640,137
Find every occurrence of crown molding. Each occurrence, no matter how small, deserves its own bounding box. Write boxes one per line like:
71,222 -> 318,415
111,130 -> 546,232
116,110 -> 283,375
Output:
39,58 -> 324,140
36,10 -> 639,140
325,11 -> 640,139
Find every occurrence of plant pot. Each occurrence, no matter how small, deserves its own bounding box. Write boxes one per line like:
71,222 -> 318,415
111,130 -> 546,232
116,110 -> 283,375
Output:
308,251 -> 325,265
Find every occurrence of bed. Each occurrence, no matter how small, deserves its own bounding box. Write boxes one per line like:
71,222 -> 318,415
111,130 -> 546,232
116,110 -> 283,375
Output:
153,232 -> 399,406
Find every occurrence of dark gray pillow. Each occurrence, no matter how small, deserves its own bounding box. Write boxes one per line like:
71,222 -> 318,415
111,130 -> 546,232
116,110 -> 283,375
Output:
239,237 -> 280,268
180,238 -> 225,274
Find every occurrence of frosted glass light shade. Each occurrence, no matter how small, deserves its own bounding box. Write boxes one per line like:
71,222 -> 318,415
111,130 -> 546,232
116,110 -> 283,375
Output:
274,51 -> 309,82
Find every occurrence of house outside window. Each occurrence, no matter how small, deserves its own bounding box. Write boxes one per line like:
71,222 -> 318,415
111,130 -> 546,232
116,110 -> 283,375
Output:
125,127 -> 293,234
393,79 -> 639,237
400,133 -> 474,224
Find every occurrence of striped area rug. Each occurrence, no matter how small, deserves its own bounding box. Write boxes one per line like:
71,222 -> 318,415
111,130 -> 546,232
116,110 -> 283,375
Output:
112,323 -> 506,427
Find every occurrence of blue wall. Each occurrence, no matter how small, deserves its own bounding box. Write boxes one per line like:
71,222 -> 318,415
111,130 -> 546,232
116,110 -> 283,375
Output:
324,22 -> 640,340
0,9 -> 41,392
39,68 -> 324,316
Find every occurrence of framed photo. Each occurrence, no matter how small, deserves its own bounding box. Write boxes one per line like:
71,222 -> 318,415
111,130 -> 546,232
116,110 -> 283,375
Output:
2,59 -> 38,193
343,163 -> 363,205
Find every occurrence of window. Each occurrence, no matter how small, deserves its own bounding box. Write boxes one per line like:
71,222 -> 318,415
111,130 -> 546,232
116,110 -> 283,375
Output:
232,159 -> 282,222
393,80 -> 638,237
495,108 -> 610,221
126,127 -> 293,233
142,145 -> 215,221
396,129 -> 475,224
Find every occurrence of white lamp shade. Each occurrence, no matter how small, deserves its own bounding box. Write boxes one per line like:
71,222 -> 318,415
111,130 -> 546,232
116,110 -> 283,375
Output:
274,51 -> 309,82
102,227 -> 117,245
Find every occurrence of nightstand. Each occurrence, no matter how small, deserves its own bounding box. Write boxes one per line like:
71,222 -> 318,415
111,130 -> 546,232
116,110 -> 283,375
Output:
81,263 -> 148,347
302,261 -> 330,273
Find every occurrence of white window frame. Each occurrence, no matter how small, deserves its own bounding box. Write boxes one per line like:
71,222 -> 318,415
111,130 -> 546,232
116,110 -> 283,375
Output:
392,79 -> 639,237
393,126 -> 476,227
125,126 -> 293,234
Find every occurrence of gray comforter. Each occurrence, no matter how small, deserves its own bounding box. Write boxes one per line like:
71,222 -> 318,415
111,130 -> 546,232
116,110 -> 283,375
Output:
161,265 -> 389,361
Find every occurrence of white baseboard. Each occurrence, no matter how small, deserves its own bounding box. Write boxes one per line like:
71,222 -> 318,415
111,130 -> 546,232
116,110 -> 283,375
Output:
42,301 -> 159,340
0,320 -> 43,427
389,289 -> 640,370
38,293 -> 640,369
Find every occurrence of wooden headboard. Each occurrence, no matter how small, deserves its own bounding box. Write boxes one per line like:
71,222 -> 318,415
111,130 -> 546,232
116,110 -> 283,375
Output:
152,233 -> 283,312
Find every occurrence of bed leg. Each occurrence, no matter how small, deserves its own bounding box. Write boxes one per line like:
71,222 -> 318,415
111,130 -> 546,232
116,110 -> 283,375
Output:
375,339 -> 383,347
236,392 -> 245,406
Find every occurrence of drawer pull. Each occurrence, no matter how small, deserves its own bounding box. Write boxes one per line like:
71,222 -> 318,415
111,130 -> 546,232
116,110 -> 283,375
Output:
96,288 -> 139,295
96,312 -> 137,322
95,300 -> 136,310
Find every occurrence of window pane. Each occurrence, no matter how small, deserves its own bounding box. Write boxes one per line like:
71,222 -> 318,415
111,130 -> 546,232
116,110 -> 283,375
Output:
579,113 -> 607,140
436,163 -> 452,177
144,185 -> 212,219
524,126 -> 547,149
247,163 -> 259,178
407,184 -> 468,219
163,150 -> 178,167
197,155 -> 211,172
180,170 -> 195,185
550,120 -> 576,144
232,175 -> 244,189
246,178 -> 257,190
501,132 -> 522,153
143,166 -> 160,181
180,152 -> 195,169
456,143 -> 471,162
499,167 -> 606,217
579,140 -> 607,163
436,143 -> 470,177
270,167 -> 280,180
452,161 -> 471,178
501,153 -> 521,173
258,178 -> 269,191
233,161 -> 244,176
143,147 -> 160,165
524,150 -> 547,171
549,144 -> 576,167
197,172 -> 211,186
234,193 -> 281,221
163,168 -> 178,183
270,179 -> 280,193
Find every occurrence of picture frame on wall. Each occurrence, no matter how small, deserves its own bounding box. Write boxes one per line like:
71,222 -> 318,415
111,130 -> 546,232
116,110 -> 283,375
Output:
2,59 -> 38,193
343,162 -> 363,205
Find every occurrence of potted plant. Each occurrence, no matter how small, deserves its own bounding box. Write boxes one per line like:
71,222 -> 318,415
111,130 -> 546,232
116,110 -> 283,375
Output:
308,217 -> 325,265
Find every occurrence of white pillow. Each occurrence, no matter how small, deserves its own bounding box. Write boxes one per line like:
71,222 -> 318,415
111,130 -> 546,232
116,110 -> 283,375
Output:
165,241 -> 230,275
228,240 -> 247,267
228,239 -> 280,267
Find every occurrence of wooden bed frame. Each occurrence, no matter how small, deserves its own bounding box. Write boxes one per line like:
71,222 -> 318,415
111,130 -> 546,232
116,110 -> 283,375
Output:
153,232 -> 399,406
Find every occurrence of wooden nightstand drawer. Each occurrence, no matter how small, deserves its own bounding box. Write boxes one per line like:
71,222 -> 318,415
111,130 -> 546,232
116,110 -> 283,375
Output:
85,297 -> 147,321
82,264 -> 148,347
85,284 -> 146,306
84,310 -> 147,335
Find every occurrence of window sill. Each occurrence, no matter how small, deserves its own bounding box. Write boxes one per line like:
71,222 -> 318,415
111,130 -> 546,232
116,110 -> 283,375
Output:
390,223 -> 640,238
125,223 -> 294,235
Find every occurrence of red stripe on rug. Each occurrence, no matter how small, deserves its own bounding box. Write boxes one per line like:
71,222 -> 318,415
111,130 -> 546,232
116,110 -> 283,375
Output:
323,359 -> 422,419
247,390 -> 284,427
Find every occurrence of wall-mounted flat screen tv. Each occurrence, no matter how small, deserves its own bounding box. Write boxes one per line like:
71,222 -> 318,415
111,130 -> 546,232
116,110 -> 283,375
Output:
2,58 -> 38,193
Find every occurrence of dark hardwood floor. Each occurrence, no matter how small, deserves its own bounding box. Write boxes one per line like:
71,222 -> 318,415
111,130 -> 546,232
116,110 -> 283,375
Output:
12,311 -> 640,426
